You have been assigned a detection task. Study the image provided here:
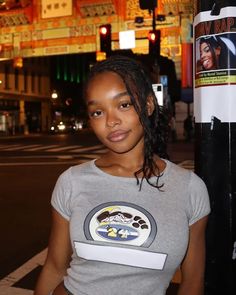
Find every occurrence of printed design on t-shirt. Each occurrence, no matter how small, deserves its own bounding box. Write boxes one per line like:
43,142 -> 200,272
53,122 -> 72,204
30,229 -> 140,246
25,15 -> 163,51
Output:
84,201 -> 157,247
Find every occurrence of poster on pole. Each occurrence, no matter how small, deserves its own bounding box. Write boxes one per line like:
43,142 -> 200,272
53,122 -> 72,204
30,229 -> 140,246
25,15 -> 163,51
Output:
194,7 -> 236,123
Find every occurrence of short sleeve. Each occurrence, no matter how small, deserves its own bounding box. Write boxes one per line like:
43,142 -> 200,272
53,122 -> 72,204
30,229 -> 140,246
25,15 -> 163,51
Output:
188,172 -> 211,226
51,168 -> 72,220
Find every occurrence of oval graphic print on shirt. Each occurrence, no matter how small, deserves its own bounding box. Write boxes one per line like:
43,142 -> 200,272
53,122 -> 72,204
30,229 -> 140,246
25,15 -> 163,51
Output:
84,202 -> 157,247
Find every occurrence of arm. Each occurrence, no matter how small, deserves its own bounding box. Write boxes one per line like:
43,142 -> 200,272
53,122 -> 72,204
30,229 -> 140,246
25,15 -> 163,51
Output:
34,208 -> 72,295
177,215 -> 208,295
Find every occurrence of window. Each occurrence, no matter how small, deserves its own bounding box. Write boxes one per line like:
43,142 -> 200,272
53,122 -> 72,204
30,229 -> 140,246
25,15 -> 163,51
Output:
24,69 -> 28,92
4,65 -> 10,89
31,72 -> 35,93
14,68 -> 19,90
38,73 -> 41,93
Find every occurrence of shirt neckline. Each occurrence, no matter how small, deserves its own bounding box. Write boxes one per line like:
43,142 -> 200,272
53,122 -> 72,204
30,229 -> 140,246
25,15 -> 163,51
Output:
90,158 -> 170,181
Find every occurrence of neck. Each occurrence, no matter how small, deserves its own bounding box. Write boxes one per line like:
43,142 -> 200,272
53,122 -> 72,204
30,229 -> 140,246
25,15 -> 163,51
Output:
106,147 -> 145,170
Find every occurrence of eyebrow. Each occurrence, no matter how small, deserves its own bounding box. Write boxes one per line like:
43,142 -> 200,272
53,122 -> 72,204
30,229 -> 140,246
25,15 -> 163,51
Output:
87,91 -> 130,106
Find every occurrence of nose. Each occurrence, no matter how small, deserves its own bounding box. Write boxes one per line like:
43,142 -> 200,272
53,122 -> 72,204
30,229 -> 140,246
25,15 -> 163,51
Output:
106,111 -> 121,127
200,51 -> 205,59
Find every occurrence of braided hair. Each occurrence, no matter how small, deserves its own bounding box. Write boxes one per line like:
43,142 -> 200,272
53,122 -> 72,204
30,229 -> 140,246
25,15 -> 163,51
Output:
84,55 -> 169,190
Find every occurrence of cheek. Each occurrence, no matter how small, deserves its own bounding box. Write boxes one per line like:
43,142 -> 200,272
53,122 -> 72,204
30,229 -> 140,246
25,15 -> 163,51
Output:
129,113 -> 142,127
89,119 -> 105,136
208,52 -> 213,59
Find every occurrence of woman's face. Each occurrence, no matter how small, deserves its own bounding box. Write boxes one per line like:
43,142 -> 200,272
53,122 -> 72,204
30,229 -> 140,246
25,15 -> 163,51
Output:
86,71 -> 145,155
200,41 -> 221,70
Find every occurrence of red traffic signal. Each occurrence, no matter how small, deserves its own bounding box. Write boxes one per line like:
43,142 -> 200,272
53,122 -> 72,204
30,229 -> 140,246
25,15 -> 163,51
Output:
99,24 -> 111,54
99,26 -> 108,35
148,30 -> 161,58
148,30 -> 160,42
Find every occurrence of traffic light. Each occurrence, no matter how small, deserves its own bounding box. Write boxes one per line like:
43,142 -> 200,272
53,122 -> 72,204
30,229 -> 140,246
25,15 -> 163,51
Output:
139,0 -> 157,10
148,29 -> 161,58
99,24 -> 111,54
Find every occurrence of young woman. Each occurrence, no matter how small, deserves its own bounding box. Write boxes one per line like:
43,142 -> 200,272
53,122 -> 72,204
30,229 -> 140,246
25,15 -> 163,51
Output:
34,55 -> 210,295
199,36 -> 222,71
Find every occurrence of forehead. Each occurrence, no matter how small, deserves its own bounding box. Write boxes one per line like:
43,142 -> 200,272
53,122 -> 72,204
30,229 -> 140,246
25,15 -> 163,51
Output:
86,71 -> 126,99
90,71 -> 123,85
200,42 -> 209,48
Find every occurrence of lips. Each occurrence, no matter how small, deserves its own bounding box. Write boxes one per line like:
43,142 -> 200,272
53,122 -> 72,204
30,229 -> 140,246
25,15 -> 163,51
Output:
107,130 -> 130,142
203,59 -> 209,68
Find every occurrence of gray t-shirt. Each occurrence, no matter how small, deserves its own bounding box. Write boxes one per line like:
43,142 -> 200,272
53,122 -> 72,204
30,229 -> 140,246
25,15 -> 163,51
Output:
51,159 -> 210,295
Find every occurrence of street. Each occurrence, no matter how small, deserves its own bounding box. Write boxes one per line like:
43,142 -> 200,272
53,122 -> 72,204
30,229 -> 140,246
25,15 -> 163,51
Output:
0,131 -> 102,276
0,132 -> 194,294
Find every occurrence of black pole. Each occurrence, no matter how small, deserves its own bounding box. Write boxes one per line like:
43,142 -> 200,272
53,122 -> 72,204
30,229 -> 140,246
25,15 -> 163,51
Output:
194,1 -> 236,294
152,8 -> 156,30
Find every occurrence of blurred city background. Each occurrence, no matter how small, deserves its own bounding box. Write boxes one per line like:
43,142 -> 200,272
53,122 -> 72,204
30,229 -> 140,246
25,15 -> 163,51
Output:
0,0 -> 194,141
0,1 -> 195,294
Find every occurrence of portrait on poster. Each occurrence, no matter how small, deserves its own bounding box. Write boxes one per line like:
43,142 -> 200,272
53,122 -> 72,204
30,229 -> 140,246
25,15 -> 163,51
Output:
194,7 -> 236,123
195,32 -> 236,87
194,14 -> 236,88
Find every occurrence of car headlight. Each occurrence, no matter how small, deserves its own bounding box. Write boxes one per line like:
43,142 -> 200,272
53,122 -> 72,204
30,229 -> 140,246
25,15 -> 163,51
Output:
77,123 -> 83,129
58,124 -> 66,130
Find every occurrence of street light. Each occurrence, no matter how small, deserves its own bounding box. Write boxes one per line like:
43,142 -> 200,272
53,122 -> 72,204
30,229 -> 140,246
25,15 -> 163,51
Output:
51,90 -> 58,100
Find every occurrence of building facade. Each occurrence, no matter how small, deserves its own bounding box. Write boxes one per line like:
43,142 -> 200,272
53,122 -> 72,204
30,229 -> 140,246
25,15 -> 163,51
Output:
0,56 -> 51,134
0,0 -> 193,134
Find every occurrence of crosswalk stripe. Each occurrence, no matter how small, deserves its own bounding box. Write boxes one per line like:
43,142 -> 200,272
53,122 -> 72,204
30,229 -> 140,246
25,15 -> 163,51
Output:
0,249 -> 47,294
0,144 -> 22,149
70,144 -> 104,153
178,160 -> 194,170
23,144 -> 58,151
2,144 -> 42,151
0,144 -> 106,153
46,145 -> 82,152
0,287 -> 33,294
0,161 -> 78,166
78,153 -> 103,159
92,148 -> 107,154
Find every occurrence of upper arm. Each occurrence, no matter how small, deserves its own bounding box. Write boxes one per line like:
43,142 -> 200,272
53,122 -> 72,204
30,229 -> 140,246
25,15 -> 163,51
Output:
45,208 -> 72,273
178,215 -> 209,295
34,209 -> 72,294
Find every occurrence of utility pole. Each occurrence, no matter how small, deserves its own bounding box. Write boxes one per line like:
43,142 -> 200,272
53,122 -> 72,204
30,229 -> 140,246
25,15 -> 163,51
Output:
152,7 -> 156,30
194,1 -> 236,294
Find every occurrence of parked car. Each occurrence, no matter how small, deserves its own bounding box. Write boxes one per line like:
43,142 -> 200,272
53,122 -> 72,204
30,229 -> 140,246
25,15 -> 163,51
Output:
50,118 -> 88,134
74,119 -> 88,130
50,121 -> 76,134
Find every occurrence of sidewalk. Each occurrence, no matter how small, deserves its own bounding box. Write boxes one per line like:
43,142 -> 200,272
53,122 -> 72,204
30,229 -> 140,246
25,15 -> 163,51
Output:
167,139 -> 194,163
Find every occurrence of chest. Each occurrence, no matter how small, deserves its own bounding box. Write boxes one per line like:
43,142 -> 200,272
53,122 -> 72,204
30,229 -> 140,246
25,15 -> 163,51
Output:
69,186 -> 190,270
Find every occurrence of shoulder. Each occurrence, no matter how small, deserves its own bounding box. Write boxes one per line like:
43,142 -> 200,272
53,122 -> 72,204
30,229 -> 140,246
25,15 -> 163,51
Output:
51,160 -> 95,220
165,160 -> 192,180
59,160 -> 95,181
166,160 -> 210,224
166,160 -> 207,191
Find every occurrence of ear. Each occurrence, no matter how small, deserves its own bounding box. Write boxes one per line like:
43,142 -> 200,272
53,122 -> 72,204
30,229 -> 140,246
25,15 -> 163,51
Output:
215,46 -> 221,57
146,95 -> 155,116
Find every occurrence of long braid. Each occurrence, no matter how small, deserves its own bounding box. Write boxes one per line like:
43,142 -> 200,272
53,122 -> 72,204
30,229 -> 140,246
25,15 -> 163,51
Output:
85,55 -> 169,190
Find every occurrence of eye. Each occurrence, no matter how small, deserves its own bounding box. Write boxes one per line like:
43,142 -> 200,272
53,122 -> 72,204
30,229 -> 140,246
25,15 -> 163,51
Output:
119,101 -> 133,110
203,46 -> 210,53
89,110 -> 103,118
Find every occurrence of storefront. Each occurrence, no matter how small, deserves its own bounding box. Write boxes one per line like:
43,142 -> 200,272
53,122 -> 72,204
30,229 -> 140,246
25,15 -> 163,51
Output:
0,99 -> 19,135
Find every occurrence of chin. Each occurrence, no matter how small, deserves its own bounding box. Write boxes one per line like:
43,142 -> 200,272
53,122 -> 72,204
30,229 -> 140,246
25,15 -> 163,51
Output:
109,144 -> 140,155
110,149 -> 131,154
